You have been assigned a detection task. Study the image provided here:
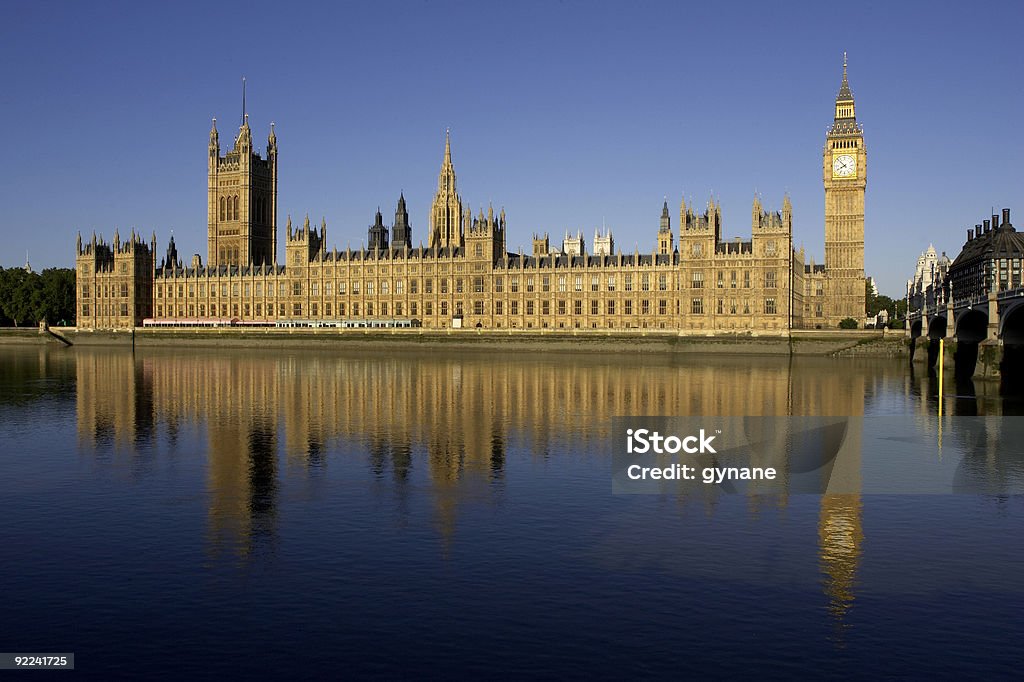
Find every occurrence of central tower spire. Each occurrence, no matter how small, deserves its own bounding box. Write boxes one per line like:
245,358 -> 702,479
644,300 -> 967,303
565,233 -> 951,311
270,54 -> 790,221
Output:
429,129 -> 464,249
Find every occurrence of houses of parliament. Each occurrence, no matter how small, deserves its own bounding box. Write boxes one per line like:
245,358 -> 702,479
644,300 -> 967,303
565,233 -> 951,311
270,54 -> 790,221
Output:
74,61 -> 866,332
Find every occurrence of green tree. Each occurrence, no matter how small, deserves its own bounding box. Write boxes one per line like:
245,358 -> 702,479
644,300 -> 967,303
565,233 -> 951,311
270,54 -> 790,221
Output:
0,268 -> 43,326
865,279 -> 878,317
838,317 -> 859,329
39,268 -> 76,325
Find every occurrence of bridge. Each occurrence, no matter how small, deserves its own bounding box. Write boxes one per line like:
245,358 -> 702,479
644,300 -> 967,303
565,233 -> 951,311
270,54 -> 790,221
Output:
907,287 -> 1024,379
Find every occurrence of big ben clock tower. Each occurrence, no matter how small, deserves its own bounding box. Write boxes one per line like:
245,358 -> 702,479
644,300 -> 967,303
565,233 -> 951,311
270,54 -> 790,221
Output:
823,53 -> 866,327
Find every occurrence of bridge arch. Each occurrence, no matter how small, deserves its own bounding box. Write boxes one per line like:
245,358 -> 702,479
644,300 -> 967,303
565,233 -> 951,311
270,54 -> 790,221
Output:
910,319 -> 923,340
999,300 -> 1024,343
954,309 -> 988,344
927,316 -> 947,339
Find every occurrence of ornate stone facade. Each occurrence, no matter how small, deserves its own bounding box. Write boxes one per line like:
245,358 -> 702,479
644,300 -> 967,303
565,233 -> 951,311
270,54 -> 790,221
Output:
75,62 -> 866,332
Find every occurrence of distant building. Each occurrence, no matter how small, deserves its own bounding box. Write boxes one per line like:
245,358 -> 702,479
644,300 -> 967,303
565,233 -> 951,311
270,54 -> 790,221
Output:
593,229 -> 615,257
907,244 -> 951,314
562,231 -> 585,257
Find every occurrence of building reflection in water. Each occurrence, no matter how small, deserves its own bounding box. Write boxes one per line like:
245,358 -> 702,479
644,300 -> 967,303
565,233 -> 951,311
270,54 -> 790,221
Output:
73,348 -> 913,625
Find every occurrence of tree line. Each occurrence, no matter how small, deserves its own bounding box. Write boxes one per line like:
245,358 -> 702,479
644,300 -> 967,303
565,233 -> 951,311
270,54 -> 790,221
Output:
0,267 -> 76,327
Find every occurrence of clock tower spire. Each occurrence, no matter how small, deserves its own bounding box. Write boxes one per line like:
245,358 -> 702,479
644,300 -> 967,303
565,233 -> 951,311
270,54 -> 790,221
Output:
823,53 -> 866,327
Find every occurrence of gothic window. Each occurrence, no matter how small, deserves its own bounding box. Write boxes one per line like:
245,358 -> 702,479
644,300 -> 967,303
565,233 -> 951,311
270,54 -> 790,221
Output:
765,298 -> 777,315
692,272 -> 704,289
220,197 -> 226,221
591,300 -> 598,315
765,271 -> 777,289
574,300 -> 583,315
744,271 -> 751,288
641,274 -> 650,292
607,300 -> 615,315
494,277 -> 503,293
233,195 -> 240,220
658,274 -> 668,291
691,298 -> 703,315
473,276 -> 484,293
641,300 -> 650,315
591,276 -> 599,292
474,301 -> 484,315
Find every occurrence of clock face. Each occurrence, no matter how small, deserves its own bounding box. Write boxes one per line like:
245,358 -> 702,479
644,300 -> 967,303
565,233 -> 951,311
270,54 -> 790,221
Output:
832,154 -> 856,177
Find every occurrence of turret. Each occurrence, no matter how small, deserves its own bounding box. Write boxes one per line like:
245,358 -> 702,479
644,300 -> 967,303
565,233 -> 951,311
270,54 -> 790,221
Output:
658,199 -> 673,255
368,207 -> 389,251
392,192 -> 412,249
209,118 -> 219,159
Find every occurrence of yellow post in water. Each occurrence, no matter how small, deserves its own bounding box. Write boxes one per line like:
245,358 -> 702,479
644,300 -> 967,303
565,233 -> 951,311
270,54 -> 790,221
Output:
938,338 -> 944,417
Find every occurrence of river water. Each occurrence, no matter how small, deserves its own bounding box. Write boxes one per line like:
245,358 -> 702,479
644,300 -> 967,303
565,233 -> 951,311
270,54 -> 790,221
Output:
0,345 -> 1021,678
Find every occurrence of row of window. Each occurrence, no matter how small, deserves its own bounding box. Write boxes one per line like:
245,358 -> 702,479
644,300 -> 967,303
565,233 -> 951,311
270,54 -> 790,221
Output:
81,303 -> 129,317
81,284 -> 130,298
153,270 -> 783,299
691,271 -> 778,288
151,297 -> 780,320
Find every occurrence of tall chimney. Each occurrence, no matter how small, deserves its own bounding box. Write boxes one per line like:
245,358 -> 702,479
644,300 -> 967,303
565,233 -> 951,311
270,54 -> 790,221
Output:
981,222 -> 987,234
993,214 -> 1000,230
1002,208 -> 1011,228
968,228 -> 974,240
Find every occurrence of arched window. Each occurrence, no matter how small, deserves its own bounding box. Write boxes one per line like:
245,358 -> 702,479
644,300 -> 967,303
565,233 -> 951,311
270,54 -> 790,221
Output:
220,197 -> 226,221
233,195 -> 240,221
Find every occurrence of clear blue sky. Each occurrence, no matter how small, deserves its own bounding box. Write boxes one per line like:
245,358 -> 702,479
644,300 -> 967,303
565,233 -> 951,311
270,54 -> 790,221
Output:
2,0 -> 1021,297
